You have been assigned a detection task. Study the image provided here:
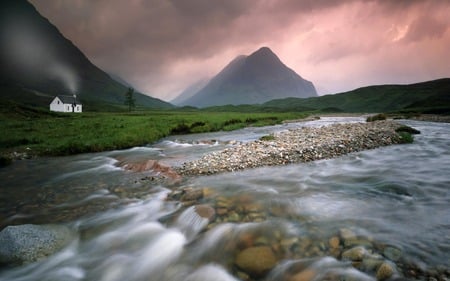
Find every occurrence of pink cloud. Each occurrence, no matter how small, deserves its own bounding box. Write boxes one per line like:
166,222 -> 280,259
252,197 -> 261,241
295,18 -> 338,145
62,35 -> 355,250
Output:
29,0 -> 450,100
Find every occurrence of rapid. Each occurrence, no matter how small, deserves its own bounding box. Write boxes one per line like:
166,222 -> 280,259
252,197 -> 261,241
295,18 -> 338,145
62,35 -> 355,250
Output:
0,117 -> 449,281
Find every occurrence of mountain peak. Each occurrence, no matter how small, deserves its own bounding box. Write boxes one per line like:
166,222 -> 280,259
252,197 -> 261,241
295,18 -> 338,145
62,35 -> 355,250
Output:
177,47 -> 317,107
253,46 -> 276,56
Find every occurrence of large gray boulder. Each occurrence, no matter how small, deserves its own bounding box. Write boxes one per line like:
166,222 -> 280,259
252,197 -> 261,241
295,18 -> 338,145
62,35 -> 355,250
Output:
0,224 -> 74,265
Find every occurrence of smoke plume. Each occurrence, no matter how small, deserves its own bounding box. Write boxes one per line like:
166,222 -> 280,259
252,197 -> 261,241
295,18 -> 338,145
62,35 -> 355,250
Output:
0,10 -> 79,94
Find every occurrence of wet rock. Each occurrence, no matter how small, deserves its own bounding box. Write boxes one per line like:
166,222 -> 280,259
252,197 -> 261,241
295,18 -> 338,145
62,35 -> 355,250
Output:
0,224 -> 74,265
216,207 -> 228,216
339,228 -> 356,241
382,245 -> 402,262
289,268 -> 317,281
342,246 -> 368,261
181,188 -> 204,201
235,246 -> 277,277
376,262 -> 396,280
195,204 -> 216,221
329,236 -> 340,249
361,254 -> 384,271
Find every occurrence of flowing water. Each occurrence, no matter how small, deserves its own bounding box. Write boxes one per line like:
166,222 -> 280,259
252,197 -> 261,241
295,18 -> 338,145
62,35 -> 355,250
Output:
0,117 -> 449,281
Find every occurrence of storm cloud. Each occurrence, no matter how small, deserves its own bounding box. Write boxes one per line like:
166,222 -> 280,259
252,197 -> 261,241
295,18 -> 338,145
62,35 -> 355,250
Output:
30,0 -> 450,100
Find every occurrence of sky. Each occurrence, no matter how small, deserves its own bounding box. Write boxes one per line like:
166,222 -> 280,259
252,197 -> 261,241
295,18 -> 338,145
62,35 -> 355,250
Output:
29,0 -> 450,101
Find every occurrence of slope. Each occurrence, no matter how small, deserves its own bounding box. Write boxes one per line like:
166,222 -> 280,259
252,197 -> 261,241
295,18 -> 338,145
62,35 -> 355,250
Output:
263,78 -> 450,113
0,0 -> 173,110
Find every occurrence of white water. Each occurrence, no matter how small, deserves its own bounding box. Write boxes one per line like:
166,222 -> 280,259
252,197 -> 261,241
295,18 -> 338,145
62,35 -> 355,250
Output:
0,118 -> 449,280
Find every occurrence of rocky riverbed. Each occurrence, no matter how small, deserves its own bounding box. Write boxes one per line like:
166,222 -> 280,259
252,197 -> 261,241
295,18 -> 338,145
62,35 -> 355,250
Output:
166,186 -> 450,281
175,120 -> 409,176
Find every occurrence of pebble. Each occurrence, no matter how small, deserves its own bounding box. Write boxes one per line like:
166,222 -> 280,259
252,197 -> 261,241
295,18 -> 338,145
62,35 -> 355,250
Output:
376,262 -> 395,280
175,121 -> 407,176
329,236 -> 340,249
342,246 -> 368,261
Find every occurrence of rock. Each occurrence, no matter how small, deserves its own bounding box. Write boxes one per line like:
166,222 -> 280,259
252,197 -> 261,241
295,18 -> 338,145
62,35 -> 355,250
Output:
329,236 -> 340,249
376,262 -> 395,280
383,245 -> 402,262
289,269 -> 317,281
339,228 -> 356,241
0,224 -> 74,265
181,188 -> 204,201
361,254 -> 384,271
341,246 -> 368,261
235,246 -> 277,277
195,204 -> 216,221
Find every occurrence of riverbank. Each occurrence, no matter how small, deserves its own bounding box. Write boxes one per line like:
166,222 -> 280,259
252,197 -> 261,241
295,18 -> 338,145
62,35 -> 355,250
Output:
175,120 -> 413,176
0,110 -> 308,166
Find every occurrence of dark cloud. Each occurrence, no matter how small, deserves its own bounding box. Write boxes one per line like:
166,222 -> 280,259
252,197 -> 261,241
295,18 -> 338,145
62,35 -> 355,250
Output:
29,0 -> 450,99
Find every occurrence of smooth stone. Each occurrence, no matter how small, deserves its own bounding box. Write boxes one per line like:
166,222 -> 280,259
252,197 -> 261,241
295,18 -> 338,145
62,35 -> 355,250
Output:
181,188 -> 203,201
376,262 -> 395,280
235,246 -> 277,277
0,224 -> 74,265
341,246 -> 368,261
195,204 -> 216,221
329,236 -> 340,249
383,245 -> 402,262
289,269 -> 317,281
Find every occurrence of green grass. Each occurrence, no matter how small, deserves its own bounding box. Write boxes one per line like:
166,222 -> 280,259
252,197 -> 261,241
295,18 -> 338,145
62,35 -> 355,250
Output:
0,105 -> 308,160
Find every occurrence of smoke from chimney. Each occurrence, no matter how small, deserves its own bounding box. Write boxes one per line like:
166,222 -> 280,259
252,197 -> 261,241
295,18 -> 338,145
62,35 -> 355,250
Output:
0,11 -> 79,94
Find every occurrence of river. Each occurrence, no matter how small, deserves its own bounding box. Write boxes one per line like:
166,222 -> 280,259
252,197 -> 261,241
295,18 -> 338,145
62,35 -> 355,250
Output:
0,117 -> 449,280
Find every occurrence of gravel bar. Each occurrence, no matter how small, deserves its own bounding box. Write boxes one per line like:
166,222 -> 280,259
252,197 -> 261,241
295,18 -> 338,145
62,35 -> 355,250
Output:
175,120 -> 407,176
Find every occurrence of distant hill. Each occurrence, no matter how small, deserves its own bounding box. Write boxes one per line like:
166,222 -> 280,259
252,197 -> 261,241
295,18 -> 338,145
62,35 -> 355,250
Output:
178,47 -> 317,107
171,78 -> 209,106
263,78 -> 450,114
0,0 -> 173,110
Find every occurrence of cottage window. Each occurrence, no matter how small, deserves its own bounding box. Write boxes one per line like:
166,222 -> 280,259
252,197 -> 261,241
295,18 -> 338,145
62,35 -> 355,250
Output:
57,101 -> 60,104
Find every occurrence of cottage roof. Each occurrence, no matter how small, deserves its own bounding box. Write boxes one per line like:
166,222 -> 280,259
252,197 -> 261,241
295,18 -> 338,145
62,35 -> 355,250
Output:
56,95 -> 81,105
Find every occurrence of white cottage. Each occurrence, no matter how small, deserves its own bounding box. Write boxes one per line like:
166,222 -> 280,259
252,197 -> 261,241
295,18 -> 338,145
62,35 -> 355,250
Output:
50,95 -> 82,113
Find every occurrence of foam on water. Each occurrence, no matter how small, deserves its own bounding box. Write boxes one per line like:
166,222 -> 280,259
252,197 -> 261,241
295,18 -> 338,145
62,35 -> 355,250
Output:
1,118 -> 449,280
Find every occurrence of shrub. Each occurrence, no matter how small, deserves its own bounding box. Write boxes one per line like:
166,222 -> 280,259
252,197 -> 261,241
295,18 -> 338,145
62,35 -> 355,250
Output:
395,125 -> 421,134
366,113 -> 387,122
397,131 -> 414,144
259,134 -> 275,141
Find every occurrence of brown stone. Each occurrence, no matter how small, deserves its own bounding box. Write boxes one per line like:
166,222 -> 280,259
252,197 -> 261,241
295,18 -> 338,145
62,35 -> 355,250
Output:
235,246 -> 277,277
195,204 -> 215,221
289,269 -> 317,281
329,236 -> 340,249
376,262 -> 395,280
181,188 -> 204,201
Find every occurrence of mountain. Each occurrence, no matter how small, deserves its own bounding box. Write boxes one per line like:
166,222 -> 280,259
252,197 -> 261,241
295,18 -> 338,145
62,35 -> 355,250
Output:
263,78 -> 450,114
0,0 -> 173,110
178,47 -> 317,107
171,78 -> 209,106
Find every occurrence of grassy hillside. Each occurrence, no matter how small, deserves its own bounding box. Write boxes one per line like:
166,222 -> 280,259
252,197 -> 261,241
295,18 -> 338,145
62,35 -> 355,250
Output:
264,78 -> 450,114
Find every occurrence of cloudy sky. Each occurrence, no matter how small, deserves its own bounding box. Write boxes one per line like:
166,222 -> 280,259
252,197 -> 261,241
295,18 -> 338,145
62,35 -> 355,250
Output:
30,0 -> 450,101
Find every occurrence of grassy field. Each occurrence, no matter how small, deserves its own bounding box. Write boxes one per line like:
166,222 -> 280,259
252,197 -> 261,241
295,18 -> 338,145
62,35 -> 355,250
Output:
0,103 -> 308,163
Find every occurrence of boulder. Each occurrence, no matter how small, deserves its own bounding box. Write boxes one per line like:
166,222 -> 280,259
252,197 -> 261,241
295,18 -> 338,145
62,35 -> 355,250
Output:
235,246 -> 277,277
0,224 -> 74,265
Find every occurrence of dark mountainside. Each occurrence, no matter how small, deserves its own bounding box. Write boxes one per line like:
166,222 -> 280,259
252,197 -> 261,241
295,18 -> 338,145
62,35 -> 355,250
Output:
178,47 -> 317,107
0,0 -> 172,110
263,78 -> 450,114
